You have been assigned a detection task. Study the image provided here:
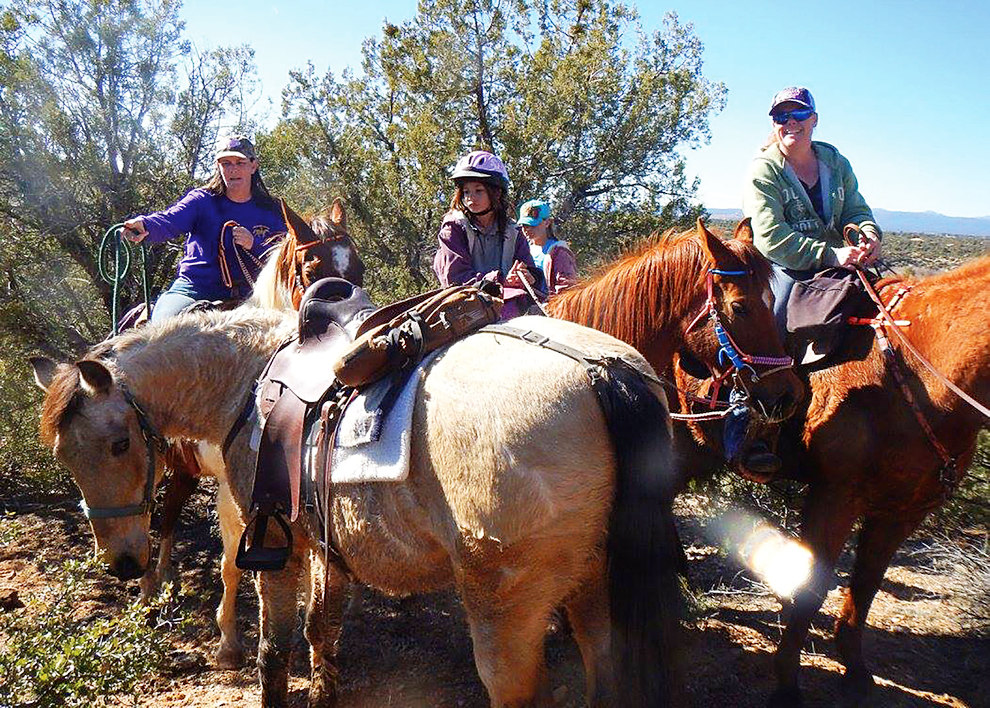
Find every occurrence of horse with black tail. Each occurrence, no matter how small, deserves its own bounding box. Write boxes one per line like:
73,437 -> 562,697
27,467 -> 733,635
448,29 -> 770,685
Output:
33,302 -> 685,707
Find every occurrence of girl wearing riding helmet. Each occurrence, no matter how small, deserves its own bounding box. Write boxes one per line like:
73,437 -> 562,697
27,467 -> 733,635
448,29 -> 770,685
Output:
517,198 -> 578,296
123,135 -> 286,323
432,150 -> 546,319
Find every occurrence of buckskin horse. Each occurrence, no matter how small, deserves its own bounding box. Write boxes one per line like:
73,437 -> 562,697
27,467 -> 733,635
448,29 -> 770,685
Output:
33,303 -> 686,707
671,254 -> 990,706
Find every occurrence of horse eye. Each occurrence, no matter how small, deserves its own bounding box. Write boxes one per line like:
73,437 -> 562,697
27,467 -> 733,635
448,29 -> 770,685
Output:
730,301 -> 748,317
110,438 -> 130,456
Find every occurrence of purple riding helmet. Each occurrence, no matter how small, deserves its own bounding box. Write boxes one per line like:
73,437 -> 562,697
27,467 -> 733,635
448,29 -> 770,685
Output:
451,150 -> 510,190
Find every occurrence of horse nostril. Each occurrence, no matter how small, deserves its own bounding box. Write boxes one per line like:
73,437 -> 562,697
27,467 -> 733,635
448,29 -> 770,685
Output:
111,554 -> 145,581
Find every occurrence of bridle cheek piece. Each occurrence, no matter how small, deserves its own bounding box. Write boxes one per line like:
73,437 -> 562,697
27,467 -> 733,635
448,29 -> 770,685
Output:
683,267 -> 794,408
80,383 -> 167,521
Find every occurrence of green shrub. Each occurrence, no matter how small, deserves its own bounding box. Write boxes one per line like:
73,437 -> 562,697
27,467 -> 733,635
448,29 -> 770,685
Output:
0,557 -> 180,707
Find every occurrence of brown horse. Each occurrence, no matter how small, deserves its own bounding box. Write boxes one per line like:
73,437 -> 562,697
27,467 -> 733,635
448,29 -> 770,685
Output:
672,256 -> 990,706
549,218 -> 805,471
33,306 -> 683,707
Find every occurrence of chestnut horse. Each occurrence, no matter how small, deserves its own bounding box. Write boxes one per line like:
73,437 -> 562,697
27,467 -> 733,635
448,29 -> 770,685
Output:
548,218 -> 805,470
673,256 -> 990,706
33,306 -> 683,707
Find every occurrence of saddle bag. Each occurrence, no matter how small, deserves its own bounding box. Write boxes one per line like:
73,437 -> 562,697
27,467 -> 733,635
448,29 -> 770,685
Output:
785,267 -> 874,364
333,283 -> 503,387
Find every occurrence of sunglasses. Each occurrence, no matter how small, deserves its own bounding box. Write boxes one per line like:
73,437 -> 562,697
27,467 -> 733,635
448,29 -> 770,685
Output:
772,108 -> 815,125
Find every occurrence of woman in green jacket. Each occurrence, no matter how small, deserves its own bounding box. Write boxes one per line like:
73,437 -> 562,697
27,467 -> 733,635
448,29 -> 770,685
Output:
743,86 -> 882,332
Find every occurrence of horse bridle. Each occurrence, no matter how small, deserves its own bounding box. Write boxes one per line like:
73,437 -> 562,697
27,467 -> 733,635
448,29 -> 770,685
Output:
291,230 -> 353,307
682,267 -> 794,412
80,381 -> 168,520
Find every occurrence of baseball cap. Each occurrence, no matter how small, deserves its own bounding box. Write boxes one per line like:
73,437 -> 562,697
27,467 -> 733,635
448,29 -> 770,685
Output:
517,199 -> 551,226
769,87 -> 816,115
215,135 -> 256,160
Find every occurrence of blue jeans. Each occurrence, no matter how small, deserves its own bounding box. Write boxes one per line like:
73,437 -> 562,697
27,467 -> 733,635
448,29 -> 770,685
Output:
770,264 -> 817,342
722,387 -> 749,462
150,290 -> 199,324
150,278 -> 232,324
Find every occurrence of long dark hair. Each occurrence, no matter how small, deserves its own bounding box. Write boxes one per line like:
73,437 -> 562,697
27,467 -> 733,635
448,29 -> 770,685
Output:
449,181 -> 511,237
204,164 -> 280,214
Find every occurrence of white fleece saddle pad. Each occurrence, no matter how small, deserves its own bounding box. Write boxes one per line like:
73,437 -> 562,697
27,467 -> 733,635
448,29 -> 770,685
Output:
327,350 -> 439,483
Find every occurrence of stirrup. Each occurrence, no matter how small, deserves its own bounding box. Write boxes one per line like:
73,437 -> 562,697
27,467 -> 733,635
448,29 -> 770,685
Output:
235,509 -> 293,571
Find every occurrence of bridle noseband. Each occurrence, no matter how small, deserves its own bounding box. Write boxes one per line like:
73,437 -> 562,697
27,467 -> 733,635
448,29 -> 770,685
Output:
680,267 -> 793,413
80,382 -> 168,521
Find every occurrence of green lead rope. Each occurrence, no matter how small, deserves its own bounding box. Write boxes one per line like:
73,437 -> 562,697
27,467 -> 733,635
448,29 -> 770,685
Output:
98,223 -> 152,335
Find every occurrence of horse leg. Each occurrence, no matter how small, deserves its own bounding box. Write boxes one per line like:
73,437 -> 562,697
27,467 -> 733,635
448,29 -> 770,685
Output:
139,447 -> 201,600
563,569 -> 613,707
458,568 -> 557,707
769,486 -> 859,708
834,511 -> 928,702
256,549 -> 304,707
303,551 -> 348,707
214,480 -> 245,668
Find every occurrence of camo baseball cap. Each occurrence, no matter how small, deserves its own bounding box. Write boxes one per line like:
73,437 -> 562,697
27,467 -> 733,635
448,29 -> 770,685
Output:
215,134 -> 256,160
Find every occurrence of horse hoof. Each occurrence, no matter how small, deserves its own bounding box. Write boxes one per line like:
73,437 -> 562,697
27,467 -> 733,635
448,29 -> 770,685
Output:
841,666 -> 876,703
215,644 -> 244,669
767,686 -> 803,708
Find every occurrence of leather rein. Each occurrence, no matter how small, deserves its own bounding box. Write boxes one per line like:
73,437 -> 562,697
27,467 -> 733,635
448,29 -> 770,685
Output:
843,224 -> 990,493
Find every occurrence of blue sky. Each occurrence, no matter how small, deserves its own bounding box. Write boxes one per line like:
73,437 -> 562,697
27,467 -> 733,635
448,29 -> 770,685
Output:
182,1 -> 990,218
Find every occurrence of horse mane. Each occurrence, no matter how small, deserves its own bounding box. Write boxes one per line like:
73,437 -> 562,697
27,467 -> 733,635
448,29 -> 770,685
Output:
547,225 -> 771,352
251,232 -> 298,310
39,307 -> 293,446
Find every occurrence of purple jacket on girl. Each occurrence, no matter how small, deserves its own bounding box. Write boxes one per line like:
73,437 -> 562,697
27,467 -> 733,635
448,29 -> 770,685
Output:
432,210 -> 546,319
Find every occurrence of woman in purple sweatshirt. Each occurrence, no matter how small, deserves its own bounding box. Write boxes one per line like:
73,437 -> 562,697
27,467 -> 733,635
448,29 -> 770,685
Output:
123,135 -> 286,322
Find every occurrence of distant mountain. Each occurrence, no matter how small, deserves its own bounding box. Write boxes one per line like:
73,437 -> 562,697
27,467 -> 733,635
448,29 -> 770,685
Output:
706,208 -> 990,238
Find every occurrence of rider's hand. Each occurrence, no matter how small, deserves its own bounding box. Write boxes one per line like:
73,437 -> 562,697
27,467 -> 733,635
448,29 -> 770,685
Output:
504,260 -> 534,288
857,227 -> 882,265
122,217 -> 147,243
830,245 -> 865,270
232,225 -> 254,250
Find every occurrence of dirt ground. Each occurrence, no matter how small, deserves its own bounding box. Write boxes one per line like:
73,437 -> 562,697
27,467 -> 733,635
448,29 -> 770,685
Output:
1,484 -> 986,708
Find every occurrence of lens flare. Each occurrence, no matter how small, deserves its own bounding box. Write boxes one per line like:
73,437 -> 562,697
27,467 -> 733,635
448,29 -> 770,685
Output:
740,524 -> 813,598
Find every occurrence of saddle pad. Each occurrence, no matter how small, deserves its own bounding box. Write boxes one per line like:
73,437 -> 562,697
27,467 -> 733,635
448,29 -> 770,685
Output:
329,350 -> 441,483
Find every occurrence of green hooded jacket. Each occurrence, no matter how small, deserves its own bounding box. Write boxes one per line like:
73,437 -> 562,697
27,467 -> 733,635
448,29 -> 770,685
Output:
742,141 -> 880,271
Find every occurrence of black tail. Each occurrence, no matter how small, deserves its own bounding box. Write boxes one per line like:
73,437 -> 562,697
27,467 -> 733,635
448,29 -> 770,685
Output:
597,360 -> 683,707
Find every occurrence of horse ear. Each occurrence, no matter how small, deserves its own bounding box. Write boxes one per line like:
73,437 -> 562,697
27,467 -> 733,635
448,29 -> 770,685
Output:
280,199 -> 319,244
733,217 -> 754,244
30,356 -> 57,392
329,198 -> 347,231
76,359 -> 113,395
697,218 -> 733,265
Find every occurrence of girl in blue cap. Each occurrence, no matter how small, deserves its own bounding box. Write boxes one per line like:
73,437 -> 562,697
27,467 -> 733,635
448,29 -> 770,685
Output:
517,199 -> 578,296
